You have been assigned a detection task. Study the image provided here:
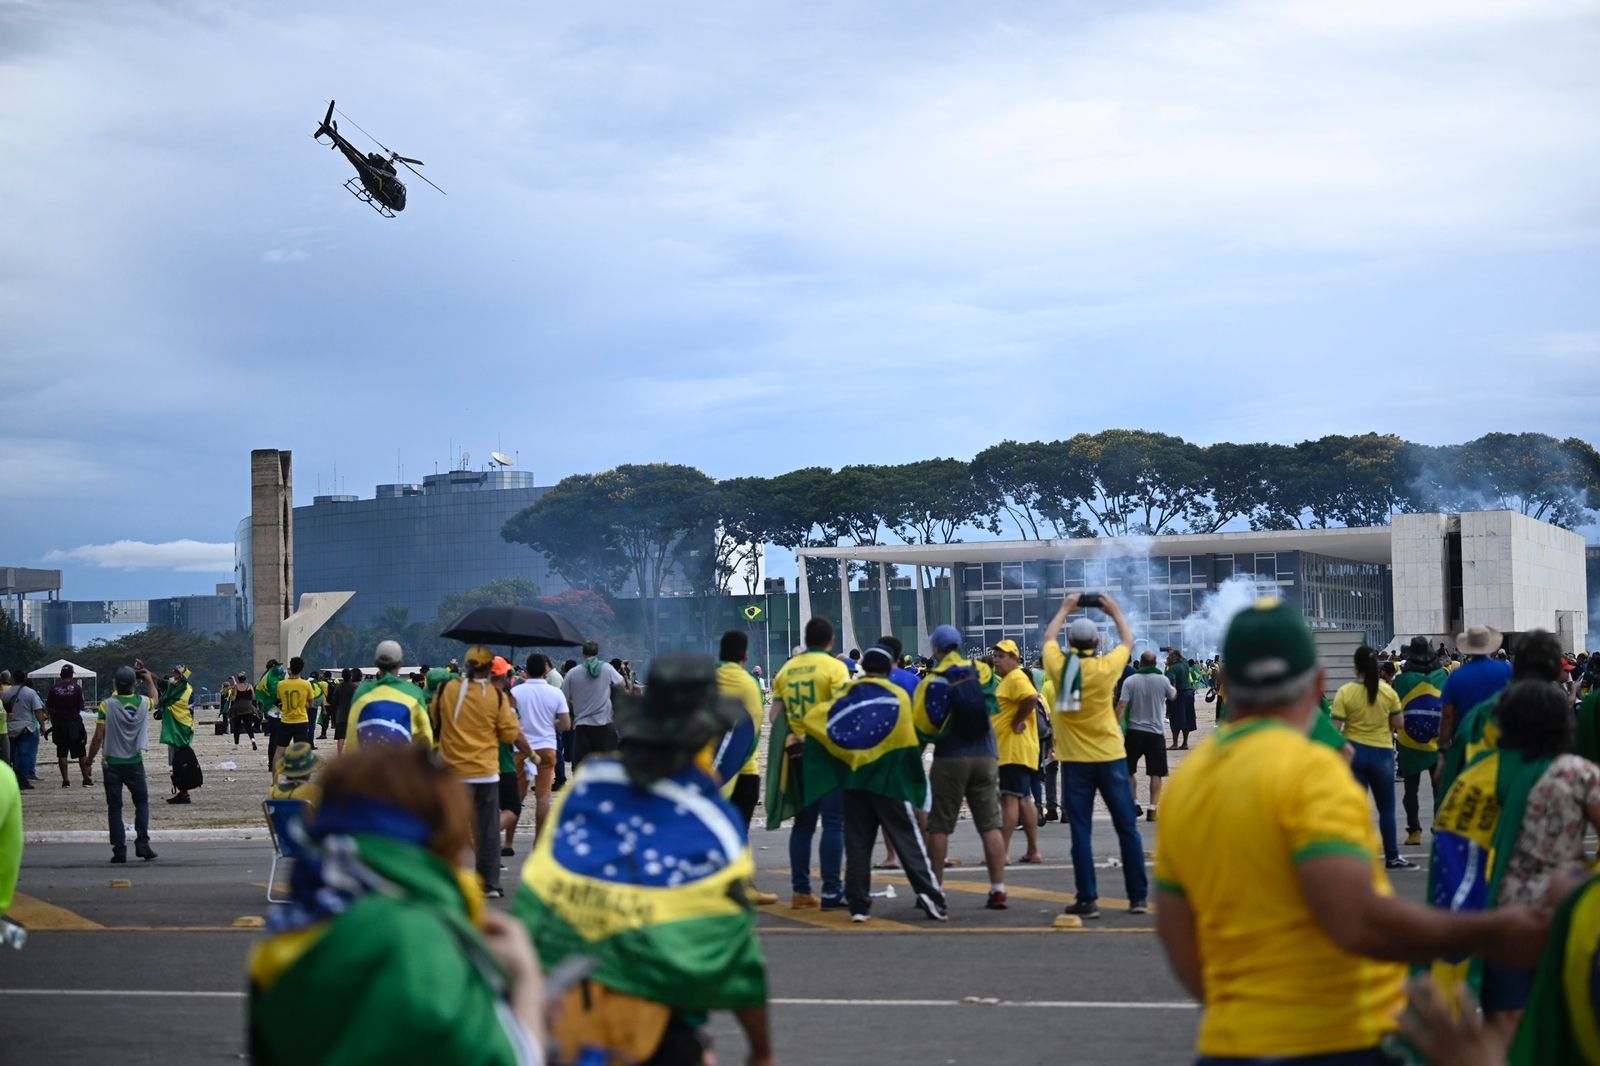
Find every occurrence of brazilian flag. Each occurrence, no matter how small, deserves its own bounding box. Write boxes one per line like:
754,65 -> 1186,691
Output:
255,663 -> 284,714
515,757 -> 767,1015
1421,747 -> 1550,999
158,679 -> 194,747
347,675 -> 435,750
799,676 -> 925,807
1510,874 -> 1600,1065
709,711 -> 758,798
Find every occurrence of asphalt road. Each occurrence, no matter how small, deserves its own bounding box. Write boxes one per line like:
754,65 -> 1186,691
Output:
1,800 -> 1436,1066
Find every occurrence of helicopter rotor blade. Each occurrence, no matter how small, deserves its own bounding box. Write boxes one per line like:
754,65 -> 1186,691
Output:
394,156 -> 446,196
332,106 -> 391,154
393,155 -> 424,165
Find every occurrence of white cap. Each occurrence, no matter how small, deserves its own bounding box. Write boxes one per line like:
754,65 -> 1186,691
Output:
374,640 -> 404,667
1067,618 -> 1100,646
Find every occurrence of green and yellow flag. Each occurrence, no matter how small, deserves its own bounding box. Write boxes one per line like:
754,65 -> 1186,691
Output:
798,675 -> 925,807
158,679 -> 194,747
515,757 -> 767,1014
1510,874 -> 1600,1065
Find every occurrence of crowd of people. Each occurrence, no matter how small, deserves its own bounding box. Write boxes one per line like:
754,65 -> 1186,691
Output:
3,592 -> 1599,1066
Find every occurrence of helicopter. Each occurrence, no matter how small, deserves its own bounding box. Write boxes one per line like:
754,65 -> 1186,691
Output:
312,100 -> 444,217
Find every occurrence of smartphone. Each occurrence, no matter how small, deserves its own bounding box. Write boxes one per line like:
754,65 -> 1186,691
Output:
1079,592 -> 1103,609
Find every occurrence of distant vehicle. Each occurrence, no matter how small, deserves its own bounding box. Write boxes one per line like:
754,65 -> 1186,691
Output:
312,100 -> 445,217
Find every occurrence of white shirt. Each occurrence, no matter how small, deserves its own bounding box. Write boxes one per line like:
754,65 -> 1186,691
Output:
511,677 -> 567,751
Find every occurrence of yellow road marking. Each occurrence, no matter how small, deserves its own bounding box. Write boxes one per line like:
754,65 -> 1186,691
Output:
877,873 -> 1139,911
761,907 -> 918,932
7,893 -> 105,931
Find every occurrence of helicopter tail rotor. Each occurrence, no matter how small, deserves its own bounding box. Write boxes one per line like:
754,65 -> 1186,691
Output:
314,99 -> 337,141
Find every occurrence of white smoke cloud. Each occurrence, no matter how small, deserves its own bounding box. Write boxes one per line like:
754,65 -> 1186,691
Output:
1181,574 -> 1286,660
43,539 -> 234,573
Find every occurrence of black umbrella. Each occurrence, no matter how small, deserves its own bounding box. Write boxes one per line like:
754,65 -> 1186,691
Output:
440,605 -> 586,648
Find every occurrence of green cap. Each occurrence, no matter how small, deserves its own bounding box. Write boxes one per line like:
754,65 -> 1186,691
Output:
1221,597 -> 1317,704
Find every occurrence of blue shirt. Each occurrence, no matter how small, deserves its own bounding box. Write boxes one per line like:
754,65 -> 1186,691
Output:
1441,657 -> 1513,719
889,668 -> 921,701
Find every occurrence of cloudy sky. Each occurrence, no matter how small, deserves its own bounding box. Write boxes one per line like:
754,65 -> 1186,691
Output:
4,0 -> 1598,606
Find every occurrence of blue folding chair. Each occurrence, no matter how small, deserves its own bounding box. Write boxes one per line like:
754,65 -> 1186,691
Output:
262,799 -> 313,904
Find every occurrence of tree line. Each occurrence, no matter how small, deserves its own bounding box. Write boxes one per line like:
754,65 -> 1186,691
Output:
500,431 -> 1599,651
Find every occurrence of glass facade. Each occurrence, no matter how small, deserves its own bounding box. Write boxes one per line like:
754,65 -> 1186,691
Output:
236,469 -> 699,630
958,549 -> 1392,660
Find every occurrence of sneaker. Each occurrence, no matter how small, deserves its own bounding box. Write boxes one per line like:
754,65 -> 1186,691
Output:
1128,899 -> 1150,914
1043,807 -> 1059,823
1133,804 -> 1144,817
110,851 -> 127,864
915,895 -> 949,922
136,845 -> 158,861
1404,829 -> 1421,846
500,846 -> 515,857
850,912 -> 870,924
485,887 -> 504,900
1386,857 -> 1417,870
1063,900 -> 1101,919
166,793 -> 191,805
985,890 -> 1008,910
791,893 -> 822,909
1146,808 -> 1158,823
820,896 -> 848,911
82,779 -> 93,787
61,780 -> 71,788
18,782 -> 32,791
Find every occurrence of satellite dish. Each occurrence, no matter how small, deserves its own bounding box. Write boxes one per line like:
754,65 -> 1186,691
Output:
490,451 -> 514,468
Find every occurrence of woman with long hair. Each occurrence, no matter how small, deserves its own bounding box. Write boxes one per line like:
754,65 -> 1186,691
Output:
249,745 -> 544,1064
1329,645 -> 1409,868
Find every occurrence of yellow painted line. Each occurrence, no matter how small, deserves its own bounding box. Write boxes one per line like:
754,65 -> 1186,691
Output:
102,925 -> 259,933
760,907 -> 918,932
877,873 -> 1139,911
7,893 -> 105,931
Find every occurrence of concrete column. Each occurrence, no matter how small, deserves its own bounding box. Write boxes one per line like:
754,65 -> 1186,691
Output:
914,565 -> 930,655
796,554 -> 812,651
251,449 -> 294,677
838,559 -> 859,654
877,562 -> 892,650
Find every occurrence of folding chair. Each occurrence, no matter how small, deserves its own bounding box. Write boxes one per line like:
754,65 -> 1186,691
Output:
262,798 -> 313,904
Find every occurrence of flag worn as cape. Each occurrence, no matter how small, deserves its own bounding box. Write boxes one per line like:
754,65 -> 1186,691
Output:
249,825 -> 537,1066
1438,692 -> 1503,796
798,676 -> 924,807
1393,668 -> 1450,755
515,757 -> 767,1014
763,714 -> 802,830
1421,746 -> 1550,999
1509,874 -> 1600,1066
255,664 -> 284,714
1577,689 -> 1600,767
345,674 -> 434,751
158,680 -> 194,747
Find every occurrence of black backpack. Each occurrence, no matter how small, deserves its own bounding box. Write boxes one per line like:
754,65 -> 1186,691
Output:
171,745 -> 203,792
934,662 -> 998,742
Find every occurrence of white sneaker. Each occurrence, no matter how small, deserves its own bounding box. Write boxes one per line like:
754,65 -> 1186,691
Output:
850,912 -> 870,923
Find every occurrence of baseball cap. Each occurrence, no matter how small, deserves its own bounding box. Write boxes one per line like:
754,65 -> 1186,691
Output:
374,640 -> 404,667
61,663 -> 74,676
1221,597 -> 1317,704
1067,618 -> 1100,646
464,644 -> 495,668
991,639 -> 1021,657
490,655 -> 512,677
930,624 -> 962,651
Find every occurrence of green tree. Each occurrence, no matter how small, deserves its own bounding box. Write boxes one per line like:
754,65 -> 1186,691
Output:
433,576 -> 543,628
0,610 -> 48,675
1070,430 -> 1209,536
1406,433 -> 1600,528
70,626 -> 251,698
971,440 -> 1093,539
504,464 -> 716,653
1197,441 -> 1288,533
887,458 -> 1000,546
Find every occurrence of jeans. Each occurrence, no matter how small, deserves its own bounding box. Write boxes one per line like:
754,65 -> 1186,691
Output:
13,731 -> 39,782
790,789 -> 844,899
103,761 -> 151,854
467,782 -> 501,893
1348,743 -> 1399,861
1063,759 -> 1149,904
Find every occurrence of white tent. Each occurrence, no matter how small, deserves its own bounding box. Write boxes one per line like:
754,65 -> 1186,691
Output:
26,659 -> 96,680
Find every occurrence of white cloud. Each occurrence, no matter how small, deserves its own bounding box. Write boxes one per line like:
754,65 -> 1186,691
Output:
44,540 -> 235,573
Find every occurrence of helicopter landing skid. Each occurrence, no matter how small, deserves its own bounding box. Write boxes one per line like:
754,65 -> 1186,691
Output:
343,178 -> 396,218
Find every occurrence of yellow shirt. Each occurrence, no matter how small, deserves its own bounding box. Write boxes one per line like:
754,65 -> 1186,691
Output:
1155,717 -> 1405,1058
994,668 -> 1040,770
717,661 -> 765,776
432,677 -> 523,780
276,678 -> 314,725
1329,681 -> 1400,749
772,651 -> 852,735
1044,642 -> 1132,763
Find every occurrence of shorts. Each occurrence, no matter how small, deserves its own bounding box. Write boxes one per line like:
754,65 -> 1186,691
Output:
52,717 -> 86,760
927,756 -> 1001,836
275,720 -> 312,748
1397,746 -> 1438,778
498,771 -> 523,815
523,748 -> 556,796
997,763 -> 1034,799
1125,729 -> 1169,776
